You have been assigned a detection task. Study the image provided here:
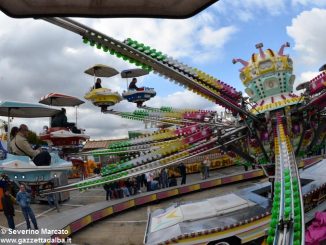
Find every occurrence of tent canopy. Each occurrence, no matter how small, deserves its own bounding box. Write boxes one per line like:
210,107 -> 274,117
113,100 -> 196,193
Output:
39,93 -> 84,107
0,101 -> 60,118
0,0 -> 218,19
85,65 -> 119,78
121,69 -> 149,78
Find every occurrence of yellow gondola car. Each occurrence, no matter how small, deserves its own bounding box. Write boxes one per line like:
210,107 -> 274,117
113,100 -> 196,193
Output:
84,64 -> 123,109
84,87 -> 122,108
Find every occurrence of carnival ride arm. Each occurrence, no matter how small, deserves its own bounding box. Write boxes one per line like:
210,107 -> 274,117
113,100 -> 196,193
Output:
40,127 -> 247,195
266,113 -> 305,245
42,17 -> 258,122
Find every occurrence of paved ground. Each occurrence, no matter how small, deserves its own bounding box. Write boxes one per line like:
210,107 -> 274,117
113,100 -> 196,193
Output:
70,179 -> 265,245
0,165 -> 262,245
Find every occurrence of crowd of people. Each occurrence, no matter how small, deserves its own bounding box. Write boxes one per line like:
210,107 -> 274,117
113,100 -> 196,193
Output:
101,161 -> 211,201
102,165 -> 187,201
0,122 -> 69,230
1,123 -> 214,228
0,75 -> 215,232
1,179 -> 62,231
1,183 -> 39,230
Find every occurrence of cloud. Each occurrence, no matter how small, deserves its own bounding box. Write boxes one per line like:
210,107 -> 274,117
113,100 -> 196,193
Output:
298,71 -> 321,82
292,0 -> 326,7
287,8 -> 326,67
0,15 -> 142,139
87,13 -> 237,61
0,12 -> 238,139
147,90 -> 224,112
199,26 -> 238,49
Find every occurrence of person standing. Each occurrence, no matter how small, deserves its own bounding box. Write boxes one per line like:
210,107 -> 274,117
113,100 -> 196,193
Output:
118,180 -> 130,197
160,168 -> 169,188
16,184 -> 38,229
199,161 -> 205,180
1,189 -> 16,229
103,183 -> 112,201
46,182 -> 60,212
136,175 -> 142,193
203,156 -> 211,179
141,173 -> 147,189
178,163 -> 187,185
145,172 -> 154,191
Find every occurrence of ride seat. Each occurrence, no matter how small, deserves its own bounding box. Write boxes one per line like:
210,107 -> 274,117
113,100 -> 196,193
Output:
48,127 -> 70,133
3,154 -> 31,163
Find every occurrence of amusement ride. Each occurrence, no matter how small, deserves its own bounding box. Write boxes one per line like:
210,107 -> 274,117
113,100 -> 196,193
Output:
84,64 -> 122,111
0,1 -> 325,245
39,93 -> 90,149
0,101 -> 72,192
31,17 -> 324,245
121,68 -> 156,107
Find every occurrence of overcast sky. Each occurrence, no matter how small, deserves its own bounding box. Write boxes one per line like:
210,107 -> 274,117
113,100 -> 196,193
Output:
0,0 -> 325,139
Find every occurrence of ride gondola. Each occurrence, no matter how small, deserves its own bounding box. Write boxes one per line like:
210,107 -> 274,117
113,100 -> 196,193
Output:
84,64 -> 122,110
121,69 -> 156,107
39,93 -> 90,147
0,101 -> 72,184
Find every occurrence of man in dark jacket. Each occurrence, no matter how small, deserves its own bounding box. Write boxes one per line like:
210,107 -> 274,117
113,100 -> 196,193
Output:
51,108 -> 75,128
178,163 -> 187,185
128,78 -> 139,90
51,109 -> 81,133
103,183 -> 112,201
1,189 -> 15,229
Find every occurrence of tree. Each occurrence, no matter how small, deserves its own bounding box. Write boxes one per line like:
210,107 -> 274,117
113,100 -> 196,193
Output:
27,130 -> 47,146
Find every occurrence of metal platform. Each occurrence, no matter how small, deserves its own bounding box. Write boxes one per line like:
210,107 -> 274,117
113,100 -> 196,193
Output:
144,158 -> 326,245
1,156 -> 322,245
1,167 -> 264,245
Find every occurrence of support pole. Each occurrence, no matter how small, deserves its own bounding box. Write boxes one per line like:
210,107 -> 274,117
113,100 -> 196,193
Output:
7,109 -> 11,144
75,106 -> 78,127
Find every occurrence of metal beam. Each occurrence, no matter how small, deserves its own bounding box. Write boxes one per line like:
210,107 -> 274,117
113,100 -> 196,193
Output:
42,17 -> 259,122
